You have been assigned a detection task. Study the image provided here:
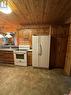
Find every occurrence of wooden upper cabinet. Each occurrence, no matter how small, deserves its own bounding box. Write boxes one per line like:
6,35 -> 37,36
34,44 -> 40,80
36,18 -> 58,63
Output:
17,29 -> 32,46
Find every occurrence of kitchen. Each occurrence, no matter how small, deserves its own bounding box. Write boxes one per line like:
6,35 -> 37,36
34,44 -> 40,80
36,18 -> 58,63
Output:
0,0 -> 71,95
0,27 -> 51,67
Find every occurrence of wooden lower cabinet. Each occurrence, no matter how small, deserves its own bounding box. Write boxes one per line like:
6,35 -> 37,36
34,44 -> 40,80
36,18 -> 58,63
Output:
0,50 -> 14,64
27,51 -> 32,66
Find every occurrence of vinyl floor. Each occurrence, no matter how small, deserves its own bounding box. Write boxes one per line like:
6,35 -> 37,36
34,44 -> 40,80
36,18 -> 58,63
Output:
0,65 -> 71,95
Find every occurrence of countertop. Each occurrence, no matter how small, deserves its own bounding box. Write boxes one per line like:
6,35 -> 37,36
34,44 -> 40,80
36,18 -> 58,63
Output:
0,48 -> 32,52
0,48 -> 14,51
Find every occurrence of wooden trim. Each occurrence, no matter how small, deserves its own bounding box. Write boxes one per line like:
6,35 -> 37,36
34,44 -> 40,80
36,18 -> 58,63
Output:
18,25 -> 50,30
64,24 -> 71,76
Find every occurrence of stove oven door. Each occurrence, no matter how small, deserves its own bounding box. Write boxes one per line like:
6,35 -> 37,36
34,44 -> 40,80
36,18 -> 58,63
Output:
14,51 -> 27,66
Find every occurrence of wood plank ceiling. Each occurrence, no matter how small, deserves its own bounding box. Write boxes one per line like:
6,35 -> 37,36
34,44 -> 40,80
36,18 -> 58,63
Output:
0,0 -> 71,31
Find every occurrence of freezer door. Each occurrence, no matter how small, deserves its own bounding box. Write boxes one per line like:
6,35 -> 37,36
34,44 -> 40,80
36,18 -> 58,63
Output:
32,36 -> 39,67
38,36 -> 51,68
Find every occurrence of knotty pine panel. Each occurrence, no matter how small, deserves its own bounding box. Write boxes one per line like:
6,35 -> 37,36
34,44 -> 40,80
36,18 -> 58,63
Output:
50,25 -> 69,68
1,0 -> 71,26
17,25 -> 69,68
17,27 -> 50,47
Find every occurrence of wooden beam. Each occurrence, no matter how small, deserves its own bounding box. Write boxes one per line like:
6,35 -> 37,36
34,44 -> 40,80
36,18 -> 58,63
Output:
64,24 -> 71,76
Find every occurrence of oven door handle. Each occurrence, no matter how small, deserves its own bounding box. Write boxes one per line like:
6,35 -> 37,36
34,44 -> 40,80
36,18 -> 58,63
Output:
14,53 -> 26,54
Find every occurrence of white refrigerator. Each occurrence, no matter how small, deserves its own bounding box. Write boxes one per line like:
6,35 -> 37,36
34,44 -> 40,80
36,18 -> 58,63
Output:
32,35 -> 51,68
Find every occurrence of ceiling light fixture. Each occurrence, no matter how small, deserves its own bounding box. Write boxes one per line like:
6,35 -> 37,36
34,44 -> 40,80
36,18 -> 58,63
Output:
0,6 -> 12,14
0,0 -> 12,14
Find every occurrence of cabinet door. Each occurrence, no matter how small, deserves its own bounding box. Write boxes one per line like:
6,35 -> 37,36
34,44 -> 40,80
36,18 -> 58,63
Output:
0,51 -> 14,64
27,51 -> 32,66
17,29 -> 32,46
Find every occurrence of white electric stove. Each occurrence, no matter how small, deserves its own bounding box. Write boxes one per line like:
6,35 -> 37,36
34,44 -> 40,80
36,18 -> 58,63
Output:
14,45 -> 30,66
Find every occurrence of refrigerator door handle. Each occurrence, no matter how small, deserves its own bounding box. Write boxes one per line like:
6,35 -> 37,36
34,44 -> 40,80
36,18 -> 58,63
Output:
38,44 -> 42,56
40,44 -> 42,55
